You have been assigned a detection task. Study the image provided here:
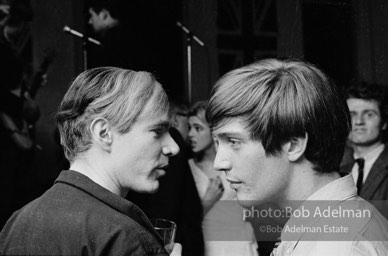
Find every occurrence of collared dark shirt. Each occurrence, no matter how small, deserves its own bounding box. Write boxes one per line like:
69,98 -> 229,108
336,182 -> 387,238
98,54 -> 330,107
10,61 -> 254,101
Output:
0,170 -> 168,255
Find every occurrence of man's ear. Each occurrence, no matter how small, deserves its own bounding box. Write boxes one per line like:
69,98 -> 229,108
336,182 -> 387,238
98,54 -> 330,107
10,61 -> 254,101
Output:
285,133 -> 308,162
382,121 -> 387,131
90,118 -> 112,152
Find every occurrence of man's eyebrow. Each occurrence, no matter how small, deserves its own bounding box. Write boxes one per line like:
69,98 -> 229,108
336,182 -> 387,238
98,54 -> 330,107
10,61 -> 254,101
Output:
215,132 -> 246,139
148,120 -> 171,130
362,109 -> 378,113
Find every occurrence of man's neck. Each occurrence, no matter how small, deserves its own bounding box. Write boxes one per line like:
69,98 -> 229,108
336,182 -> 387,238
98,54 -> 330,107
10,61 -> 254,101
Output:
70,153 -> 125,197
279,162 -> 340,210
353,141 -> 384,158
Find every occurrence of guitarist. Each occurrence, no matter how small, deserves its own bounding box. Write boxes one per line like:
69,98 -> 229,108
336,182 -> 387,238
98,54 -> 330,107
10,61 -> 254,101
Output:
0,0 -> 36,151
0,0 -> 39,229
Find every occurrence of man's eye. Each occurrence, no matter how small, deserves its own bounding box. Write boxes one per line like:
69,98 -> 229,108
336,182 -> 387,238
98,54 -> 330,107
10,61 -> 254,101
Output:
365,112 -> 376,118
229,139 -> 241,148
152,129 -> 164,138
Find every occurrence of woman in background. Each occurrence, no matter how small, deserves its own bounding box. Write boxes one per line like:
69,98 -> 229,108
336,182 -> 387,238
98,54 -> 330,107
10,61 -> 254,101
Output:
188,101 -> 258,256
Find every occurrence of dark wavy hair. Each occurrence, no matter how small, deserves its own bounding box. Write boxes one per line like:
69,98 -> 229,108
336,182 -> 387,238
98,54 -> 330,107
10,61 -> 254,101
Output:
345,81 -> 388,141
345,81 -> 388,121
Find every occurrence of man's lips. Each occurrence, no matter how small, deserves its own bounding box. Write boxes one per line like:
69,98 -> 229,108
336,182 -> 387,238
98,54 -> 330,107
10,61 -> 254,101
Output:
226,178 -> 242,184
154,165 -> 169,178
226,178 -> 242,189
156,170 -> 166,178
353,128 -> 366,132
158,164 -> 169,170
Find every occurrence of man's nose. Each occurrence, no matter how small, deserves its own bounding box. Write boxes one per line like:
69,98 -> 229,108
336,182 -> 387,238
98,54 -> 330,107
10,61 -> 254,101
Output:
162,134 -> 180,157
354,114 -> 364,125
213,147 -> 232,172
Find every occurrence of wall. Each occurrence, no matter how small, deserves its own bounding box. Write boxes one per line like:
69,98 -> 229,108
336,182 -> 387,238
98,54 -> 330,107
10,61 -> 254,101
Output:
31,0 -> 84,186
354,0 -> 388,84
182,0 -> 219,104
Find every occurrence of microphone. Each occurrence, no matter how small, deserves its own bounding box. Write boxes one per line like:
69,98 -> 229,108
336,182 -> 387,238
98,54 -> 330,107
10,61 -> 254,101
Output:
176,21 -> 205,47
63,26 -> 101,46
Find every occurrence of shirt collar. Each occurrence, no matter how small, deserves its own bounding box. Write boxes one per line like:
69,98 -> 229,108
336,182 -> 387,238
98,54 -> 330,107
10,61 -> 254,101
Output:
279,175 -> 357,250
55,170 -> 162,242
353,143 -> 385,164
306,174 -> 357,201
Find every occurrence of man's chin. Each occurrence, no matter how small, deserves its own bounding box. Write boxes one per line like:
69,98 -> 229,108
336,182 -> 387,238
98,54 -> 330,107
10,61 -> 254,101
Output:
147,181 -> 160,194
236,193 -> 255,208
351,138 -> 381,147
135,181 -> 160,194
236,192 -> 274,209
237,199 -> 254,209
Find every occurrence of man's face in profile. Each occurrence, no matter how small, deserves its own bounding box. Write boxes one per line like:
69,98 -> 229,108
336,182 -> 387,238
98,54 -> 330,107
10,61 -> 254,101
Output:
212,118 -> 291,208
108,101 -> 179,194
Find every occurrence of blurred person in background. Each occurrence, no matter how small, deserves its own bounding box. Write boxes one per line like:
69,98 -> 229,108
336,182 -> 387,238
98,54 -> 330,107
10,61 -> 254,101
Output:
0,0 -> 39,229
188,100 -> 258,256
170,100 -> 189,142
341,82 -> 388,202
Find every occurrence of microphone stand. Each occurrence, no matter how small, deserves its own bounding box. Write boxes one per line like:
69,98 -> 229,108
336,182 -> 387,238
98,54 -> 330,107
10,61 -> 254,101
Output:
82,37 -> 87,71
63,26 -> 101,71
176,22 -> 205,104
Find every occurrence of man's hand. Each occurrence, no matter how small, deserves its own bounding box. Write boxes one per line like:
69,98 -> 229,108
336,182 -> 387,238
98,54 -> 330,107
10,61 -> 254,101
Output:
202,176 -> 224,214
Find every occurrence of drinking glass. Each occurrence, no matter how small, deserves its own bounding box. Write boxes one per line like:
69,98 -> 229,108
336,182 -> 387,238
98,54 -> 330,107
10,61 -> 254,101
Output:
150,218 -> 177,247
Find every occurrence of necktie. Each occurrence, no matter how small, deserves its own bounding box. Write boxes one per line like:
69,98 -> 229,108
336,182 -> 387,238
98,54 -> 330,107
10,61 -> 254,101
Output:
355,158 -> 365,195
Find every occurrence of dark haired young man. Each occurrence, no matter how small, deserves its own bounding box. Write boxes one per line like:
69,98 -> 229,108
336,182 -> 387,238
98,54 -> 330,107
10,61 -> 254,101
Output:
341,82 -> 388,201
206,59 -> 388,255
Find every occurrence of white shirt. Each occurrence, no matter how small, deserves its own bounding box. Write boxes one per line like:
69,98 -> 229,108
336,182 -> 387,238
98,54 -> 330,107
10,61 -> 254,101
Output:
272,175 -> 388,256
351,144 -> 385,184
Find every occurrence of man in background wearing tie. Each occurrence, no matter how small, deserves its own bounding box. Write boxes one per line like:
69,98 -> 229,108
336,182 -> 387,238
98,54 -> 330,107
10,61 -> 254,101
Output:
341,82 -> 388,201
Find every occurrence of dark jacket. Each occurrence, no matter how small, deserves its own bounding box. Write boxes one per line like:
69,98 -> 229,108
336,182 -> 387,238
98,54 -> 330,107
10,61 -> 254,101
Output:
0,170 -> 168,256
340,146 -> 388,200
